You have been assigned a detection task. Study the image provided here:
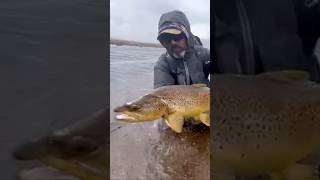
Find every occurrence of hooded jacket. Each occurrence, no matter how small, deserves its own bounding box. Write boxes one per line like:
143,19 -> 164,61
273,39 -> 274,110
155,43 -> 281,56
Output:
214,0 -> 320,82
154,10 -> 210,88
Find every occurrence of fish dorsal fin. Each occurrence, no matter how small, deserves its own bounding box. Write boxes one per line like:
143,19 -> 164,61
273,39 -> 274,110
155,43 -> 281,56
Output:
144,93 -> 159,98
191,83 -> 207,88
257,70 -> 310,82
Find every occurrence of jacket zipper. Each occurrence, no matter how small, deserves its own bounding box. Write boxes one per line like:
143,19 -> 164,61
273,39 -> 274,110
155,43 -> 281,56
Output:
183,58 -> 190,85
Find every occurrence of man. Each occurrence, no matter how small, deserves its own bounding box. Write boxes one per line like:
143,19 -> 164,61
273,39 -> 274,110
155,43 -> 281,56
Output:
154,10 -> 211,88
154,10 -> 211,130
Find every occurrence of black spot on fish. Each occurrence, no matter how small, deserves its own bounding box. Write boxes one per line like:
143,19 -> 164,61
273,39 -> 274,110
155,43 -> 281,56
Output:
237,132 -> 241,137
241,153 -> 245,158
262,135 -> 266,139
252,108 -> 257,114
219,145 -> 223,150
307,105 -> 312,110
257,134 -> 261,139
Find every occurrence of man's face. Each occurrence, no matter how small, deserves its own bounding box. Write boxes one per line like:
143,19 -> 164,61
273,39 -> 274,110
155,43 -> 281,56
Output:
160,33 -> 187,58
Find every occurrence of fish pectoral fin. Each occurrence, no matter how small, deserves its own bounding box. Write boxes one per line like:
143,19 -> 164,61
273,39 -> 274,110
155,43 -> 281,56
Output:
40,156 -> 105,180
199,113 -> 210,126
165,113 -> 184,133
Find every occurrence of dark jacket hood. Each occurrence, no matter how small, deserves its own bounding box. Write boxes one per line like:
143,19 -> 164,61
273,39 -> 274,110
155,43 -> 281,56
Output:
158,10 -> 195,55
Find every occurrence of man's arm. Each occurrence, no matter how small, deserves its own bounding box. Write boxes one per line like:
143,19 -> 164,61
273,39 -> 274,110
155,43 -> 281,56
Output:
154,55 -> 175,88
200,47 -> 211,79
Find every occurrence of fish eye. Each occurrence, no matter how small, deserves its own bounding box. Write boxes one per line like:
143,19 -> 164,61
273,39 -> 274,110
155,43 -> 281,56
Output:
130,105 -> 140,110
67,137 -> 98,154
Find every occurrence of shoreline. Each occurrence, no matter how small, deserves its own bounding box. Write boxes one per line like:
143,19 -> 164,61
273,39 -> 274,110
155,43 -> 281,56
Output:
110,39 -> 163,48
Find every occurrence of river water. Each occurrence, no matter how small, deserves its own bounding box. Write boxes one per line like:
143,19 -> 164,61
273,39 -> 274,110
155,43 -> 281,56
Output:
110,45 -> 165,123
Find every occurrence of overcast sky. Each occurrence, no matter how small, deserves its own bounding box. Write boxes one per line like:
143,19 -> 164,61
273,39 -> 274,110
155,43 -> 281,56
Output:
110,0 -> 210,47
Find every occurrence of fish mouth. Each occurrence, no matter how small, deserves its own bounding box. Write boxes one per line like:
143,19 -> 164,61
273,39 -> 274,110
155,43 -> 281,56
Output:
115,114 -> 140,123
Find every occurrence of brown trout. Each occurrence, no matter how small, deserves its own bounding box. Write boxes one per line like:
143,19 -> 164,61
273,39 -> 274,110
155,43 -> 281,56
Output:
212,71 -> 320,179
114,84 -> 210,133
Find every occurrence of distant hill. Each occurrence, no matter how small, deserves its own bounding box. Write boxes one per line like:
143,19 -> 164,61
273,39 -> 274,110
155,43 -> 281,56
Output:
110,38 -> 163,48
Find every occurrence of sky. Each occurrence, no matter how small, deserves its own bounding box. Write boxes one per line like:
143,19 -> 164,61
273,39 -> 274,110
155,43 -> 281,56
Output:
110,0 -> 210,48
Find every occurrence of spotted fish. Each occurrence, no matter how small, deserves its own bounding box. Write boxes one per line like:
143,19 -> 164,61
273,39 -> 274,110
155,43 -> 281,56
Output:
114,84 -> 210,133
212,71 -> 320,179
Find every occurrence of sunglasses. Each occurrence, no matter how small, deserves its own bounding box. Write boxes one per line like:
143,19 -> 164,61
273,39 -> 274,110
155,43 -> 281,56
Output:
159,33 -> 185,44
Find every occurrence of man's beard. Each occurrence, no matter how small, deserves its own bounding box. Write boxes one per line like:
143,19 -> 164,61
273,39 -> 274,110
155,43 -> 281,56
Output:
171,45 -> 186,59
173,50 -> 186,59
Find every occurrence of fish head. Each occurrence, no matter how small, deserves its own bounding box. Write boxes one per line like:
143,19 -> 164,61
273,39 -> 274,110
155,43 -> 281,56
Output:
114,94 -> 167,122
13,133 -> 99,160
